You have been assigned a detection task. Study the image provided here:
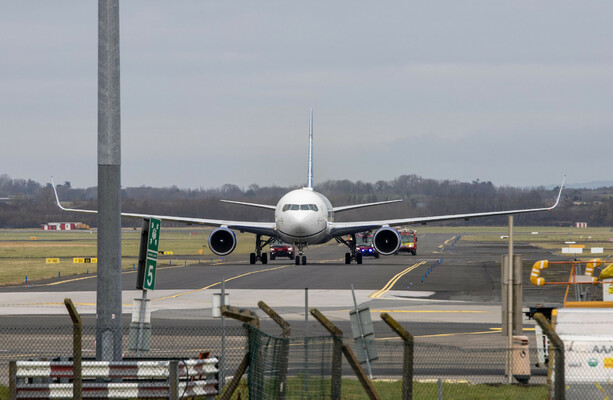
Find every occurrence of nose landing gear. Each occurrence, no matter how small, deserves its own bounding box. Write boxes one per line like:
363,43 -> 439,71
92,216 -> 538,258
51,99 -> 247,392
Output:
294,243 -> 307,265
250,234 -> 274,265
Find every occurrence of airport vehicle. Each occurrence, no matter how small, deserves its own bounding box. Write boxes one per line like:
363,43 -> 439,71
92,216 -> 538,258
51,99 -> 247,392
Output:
355,233 -> 379,262
269,242 -> 294,260
397,229 -> 417,255
53,111 -> 565,266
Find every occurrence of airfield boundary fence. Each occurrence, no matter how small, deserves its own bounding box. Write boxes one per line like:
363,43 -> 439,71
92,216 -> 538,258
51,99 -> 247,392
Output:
1,315 -> 559,400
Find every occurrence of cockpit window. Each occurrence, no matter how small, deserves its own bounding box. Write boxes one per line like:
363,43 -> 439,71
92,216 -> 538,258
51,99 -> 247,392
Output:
283,203 -> 320,211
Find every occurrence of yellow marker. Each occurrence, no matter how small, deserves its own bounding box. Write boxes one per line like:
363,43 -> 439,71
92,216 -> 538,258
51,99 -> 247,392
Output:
46,258 -> 60,264
585,258 -> 602,277
530,260 -> 548,286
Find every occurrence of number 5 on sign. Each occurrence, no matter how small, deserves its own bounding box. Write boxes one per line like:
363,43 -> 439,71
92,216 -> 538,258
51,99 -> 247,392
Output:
145,259 -> 157,290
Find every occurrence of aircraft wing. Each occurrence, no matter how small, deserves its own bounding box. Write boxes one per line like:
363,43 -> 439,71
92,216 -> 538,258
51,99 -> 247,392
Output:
333,199 -> 403,213
329,177 -> 565,237
52,183 -> 277,237
220,200 -> 277,211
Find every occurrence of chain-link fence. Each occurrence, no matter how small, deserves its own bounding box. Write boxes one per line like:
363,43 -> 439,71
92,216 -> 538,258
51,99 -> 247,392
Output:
6,312 -> 608,399
0,316 -> 248,399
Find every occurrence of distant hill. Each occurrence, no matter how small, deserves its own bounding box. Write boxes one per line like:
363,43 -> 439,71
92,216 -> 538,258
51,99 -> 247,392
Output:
545,181 -> 613,190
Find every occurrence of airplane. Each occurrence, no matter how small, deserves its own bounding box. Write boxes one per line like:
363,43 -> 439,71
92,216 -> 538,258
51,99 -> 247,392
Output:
53,111 -> 565,266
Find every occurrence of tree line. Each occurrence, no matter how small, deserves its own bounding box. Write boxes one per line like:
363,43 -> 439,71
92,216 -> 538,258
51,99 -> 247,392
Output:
1,173 -> 612,228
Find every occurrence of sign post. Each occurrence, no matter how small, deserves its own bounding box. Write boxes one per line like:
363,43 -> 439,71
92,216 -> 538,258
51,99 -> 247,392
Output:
131,218 -> 161,355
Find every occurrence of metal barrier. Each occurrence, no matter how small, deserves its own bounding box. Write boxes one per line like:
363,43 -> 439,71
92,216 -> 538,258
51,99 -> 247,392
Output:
9,358 -> 218,400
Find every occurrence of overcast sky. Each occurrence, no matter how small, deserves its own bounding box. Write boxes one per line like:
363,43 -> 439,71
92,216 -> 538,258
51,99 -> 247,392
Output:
1,1 -> 611,190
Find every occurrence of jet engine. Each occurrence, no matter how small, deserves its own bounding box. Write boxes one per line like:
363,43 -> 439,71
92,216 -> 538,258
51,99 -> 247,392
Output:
372,227 -> 401,256
208,227 -> 237,256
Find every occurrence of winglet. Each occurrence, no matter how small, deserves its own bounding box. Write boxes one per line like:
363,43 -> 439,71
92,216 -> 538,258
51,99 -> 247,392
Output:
51,176 -> 68,211
307,109 -> 314,189
549,175 -> 566,210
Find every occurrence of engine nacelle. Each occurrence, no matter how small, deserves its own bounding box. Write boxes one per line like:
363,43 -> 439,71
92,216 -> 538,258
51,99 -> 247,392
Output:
208,227 -> 237,256
372,227 -> 401,256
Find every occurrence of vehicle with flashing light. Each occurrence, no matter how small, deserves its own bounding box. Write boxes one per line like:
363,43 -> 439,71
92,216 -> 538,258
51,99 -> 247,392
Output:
356,233 -> 380,258
397,229 -> 417,255
270,241 -> 295,260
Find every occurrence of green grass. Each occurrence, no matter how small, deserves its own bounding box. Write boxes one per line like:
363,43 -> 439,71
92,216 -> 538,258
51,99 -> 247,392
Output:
0,228 -> 260,285
215,377 -> 548,399
2,225 -> 611,286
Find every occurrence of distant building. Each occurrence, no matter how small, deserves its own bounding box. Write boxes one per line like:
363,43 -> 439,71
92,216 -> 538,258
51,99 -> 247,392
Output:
575,222 -> 588,228
42,222 -> 89,230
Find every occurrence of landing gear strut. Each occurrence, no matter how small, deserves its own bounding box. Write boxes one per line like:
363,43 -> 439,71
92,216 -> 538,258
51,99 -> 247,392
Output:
294,243 -> 307,265
336,234 -> 362,264
250,234 -> 274,265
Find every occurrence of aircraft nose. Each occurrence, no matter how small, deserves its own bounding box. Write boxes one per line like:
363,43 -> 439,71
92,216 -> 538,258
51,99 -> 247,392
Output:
284,212 -> 310,235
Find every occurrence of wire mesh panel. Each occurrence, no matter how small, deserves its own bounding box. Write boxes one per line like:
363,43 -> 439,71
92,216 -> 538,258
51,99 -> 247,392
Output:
248,326 -> 337,400
0,317 -> 248,399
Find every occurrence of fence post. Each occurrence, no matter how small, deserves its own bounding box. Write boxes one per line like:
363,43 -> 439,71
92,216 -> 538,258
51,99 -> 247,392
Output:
9,360 -> 16,400
220,305 -> 259,400
534,312 -> 564,400
310,308 -> 343,399
310,308 -> 381,400
169,360 -> 179,400
258,301 -> 290,400
380,313 -> 413,400
64,298 -> 82,400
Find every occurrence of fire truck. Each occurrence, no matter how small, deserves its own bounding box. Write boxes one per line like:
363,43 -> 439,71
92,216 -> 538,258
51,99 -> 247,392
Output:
397,229 -> 417,255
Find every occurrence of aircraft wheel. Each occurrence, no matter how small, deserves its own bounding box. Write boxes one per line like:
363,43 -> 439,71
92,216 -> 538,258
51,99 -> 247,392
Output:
295,256 -> 301,265
356,253 -> 363,264
302,255 -> 307,265
345,253 -> 351,264
262,253 -> 268,264
249,253 -> 256,265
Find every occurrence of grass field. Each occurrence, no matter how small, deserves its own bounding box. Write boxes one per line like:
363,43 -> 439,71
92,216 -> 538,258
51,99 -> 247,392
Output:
0,379 -> 548,400
0,227 -> 256,286
215,377 -> 548,399
1,226 -> 611,286
418,225 -> 613,255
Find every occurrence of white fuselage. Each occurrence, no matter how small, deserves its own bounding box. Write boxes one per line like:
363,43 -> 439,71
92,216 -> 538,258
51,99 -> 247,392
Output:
274,188 -> 333,246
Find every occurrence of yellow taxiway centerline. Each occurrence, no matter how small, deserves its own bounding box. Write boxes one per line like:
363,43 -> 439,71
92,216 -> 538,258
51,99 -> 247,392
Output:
369,261 -> 427,299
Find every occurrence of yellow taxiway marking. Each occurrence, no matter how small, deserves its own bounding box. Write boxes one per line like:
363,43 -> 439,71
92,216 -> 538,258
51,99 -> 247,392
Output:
19,261 -> 297,307
153,263 -> 296,302
369,261 -> 427,299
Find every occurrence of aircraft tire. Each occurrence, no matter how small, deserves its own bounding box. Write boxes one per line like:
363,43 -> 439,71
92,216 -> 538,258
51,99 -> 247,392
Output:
357,253 -> 363,264
249,253 -> 256,264
295,256 -> 301,265
262,253 -> 268,264
302,255 -> 307,265
345,253 -> 351,264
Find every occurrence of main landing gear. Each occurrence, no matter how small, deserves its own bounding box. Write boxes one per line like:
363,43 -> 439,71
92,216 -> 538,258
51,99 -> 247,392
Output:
336,234 -> 363,264
250,234 -> 274,265
294,243 -> 307,265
